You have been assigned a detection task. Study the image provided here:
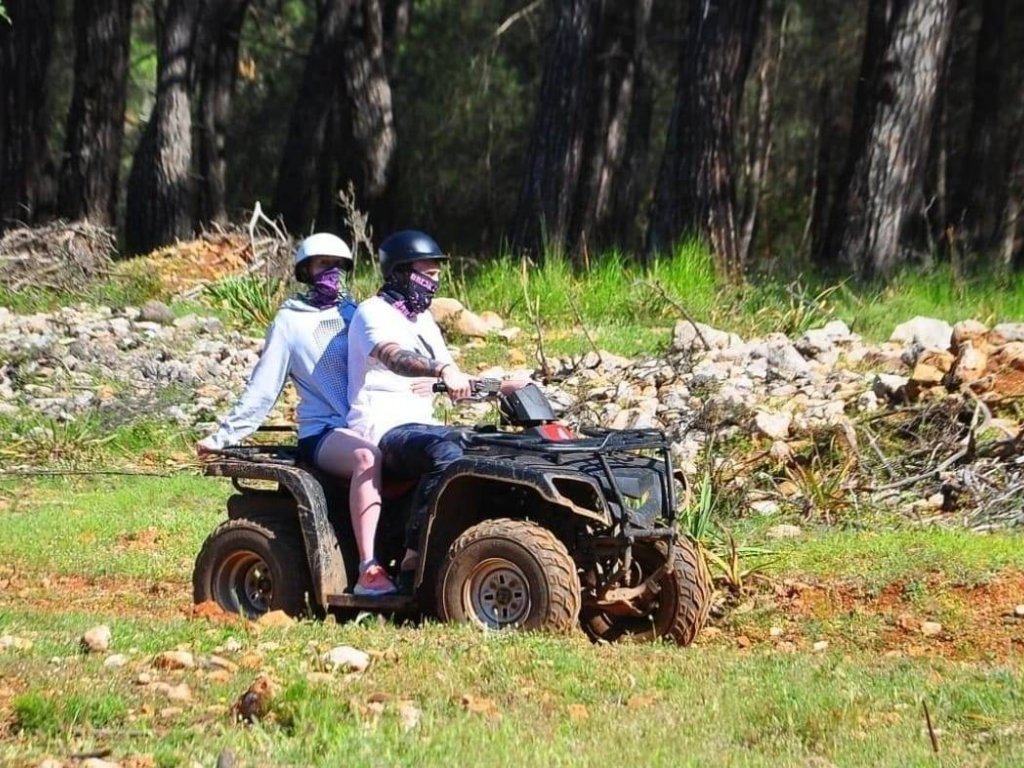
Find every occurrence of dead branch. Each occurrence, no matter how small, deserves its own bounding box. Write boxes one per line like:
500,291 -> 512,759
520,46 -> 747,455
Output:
640,279 -> 710,350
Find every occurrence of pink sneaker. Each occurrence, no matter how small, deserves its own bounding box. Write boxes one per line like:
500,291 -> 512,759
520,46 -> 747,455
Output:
353,562 -> 398,596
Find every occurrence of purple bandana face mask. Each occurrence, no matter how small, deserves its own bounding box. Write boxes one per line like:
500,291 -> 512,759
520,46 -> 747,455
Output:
308,266 -> 343,308
379,269 -> 439,319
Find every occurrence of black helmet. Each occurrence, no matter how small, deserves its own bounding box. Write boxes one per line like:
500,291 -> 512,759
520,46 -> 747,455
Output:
378,230 -> 448,277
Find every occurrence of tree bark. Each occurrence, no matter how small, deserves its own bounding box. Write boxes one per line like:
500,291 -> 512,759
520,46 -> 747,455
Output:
739,0 -> 787,266
571,0 -> 653,258
338,0 -> 397,232
646,0 -> 765,275
125,0 -> 204,255
271,0 -> 353,235
382,0 -> 412,76
510,0 -> 601,261
195,0 -> 250,225
825,0 -> 956,279
950,0 -> 1007,250
0,0 -> 57,229
57,0 -> 134,226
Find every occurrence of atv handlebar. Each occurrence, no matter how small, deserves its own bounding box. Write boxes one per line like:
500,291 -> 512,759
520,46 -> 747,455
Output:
432,378 -> 503,396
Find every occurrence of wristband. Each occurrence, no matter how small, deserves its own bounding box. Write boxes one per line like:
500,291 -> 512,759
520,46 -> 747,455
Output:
437,363 -> 450,380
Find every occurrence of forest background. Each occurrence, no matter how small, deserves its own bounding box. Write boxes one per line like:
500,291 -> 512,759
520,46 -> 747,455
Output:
0,0 -> 1022,282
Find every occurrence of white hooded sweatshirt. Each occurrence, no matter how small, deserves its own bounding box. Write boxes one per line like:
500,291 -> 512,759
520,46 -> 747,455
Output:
200,296 -> 357,449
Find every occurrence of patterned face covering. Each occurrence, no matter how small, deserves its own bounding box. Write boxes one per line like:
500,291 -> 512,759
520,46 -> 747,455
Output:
378,269 -> 439,319
308,266 -> 343,308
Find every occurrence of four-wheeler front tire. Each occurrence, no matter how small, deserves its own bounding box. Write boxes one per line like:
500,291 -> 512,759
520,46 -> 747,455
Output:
582,537 -> 711,646
436,518 -> 581,633
193,518 -> 314,620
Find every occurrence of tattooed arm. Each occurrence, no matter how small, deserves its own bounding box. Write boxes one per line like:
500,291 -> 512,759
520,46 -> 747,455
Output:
371,342 -> 446,377
371,342 -> 473,399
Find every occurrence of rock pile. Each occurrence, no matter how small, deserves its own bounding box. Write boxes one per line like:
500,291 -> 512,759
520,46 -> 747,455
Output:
0,301 -> 1020,527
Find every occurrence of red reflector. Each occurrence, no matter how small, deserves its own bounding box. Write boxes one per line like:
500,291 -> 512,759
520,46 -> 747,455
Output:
537,423 -> 574,441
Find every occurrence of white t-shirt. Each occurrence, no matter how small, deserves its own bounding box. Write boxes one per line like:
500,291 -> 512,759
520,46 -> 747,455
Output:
347,296 -> 454,444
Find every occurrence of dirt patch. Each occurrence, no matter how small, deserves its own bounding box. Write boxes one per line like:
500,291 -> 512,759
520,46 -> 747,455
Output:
0,573 -> 188,621
757,570 -> 1024,660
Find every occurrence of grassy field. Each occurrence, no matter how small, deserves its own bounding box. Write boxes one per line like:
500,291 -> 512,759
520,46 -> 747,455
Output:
0,471 -> 1021,767
1,251 -> 1023,765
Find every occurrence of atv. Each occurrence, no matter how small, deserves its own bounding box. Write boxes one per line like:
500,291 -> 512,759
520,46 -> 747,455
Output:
193,381 -> 711,645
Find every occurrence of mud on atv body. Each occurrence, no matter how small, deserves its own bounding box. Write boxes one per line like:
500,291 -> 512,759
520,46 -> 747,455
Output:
194,385 -> 711,645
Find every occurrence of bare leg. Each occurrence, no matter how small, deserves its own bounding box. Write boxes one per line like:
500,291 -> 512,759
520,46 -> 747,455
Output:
315,429 -> 383,566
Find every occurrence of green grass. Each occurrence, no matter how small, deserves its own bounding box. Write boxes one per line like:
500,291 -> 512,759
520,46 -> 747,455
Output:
1,475 -> 1021,765
0,475 -> 225,580
1,608 -> 1021,766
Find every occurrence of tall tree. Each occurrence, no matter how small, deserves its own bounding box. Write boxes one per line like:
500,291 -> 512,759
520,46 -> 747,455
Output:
950,0 -> 1010,253
572,0 -> 653,257
0,0 -> 57,229
646,0 -> 765,274
58,0 -> 134,225
826,0 -> 956,279
509,0 -> 600,261
125,0 -> 204,255
195,0 -> 250,225
337,0 -> 397,231
382,0 -> 412,75
272,0 -> 353,235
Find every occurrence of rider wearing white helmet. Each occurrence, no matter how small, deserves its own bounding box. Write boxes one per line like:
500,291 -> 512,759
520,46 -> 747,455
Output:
198,232 -> 397,596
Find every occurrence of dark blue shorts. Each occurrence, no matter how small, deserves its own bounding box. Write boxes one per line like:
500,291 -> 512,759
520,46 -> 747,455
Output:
296,427 -> 332,466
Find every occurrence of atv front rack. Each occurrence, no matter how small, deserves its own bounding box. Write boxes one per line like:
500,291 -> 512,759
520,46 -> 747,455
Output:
462,426 -> 679,534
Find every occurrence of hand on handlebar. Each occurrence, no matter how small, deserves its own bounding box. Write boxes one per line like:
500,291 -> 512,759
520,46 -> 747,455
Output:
439,365 -> 473,401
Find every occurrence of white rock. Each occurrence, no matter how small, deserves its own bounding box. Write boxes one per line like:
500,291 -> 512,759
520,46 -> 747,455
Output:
872,373 -> 908,400
890,316 -> 953,351
991,322 -> 1024,343
103,654 -> 128,668
766,524 -> 803,539
322,645 -> 369,672
82,759 -> 121,768
813,640 -> 829,653
81,625 -> 112,653
754,410 -> 792,440
1013,605 -> 1024,618
920,621 -> 943,637
672,320 -> 742,352
750,500 -> 780,516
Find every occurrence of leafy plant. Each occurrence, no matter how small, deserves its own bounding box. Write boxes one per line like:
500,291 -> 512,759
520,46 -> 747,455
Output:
782,428 -> 858,523
680,463 -> 773,593
205,273 -> 287,329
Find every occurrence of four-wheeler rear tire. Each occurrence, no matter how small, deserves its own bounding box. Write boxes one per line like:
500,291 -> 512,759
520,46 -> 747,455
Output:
582,537 -> 711,646
193,518 -> 314,620
436,518 -> 581,633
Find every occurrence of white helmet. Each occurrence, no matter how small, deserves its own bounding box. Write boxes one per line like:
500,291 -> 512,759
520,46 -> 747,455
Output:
294,232 -> 353,282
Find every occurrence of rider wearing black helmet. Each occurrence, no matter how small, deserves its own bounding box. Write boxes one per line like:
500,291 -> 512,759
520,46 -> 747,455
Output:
346,230 -> 476,586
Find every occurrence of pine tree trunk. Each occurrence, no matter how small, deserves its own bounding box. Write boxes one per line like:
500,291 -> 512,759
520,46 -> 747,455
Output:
951,0 -> 1007,250
195,0 -> 250,225
339,0 -> 397,231
382,0 -> 412,76
646,0 -> 765,274
58,0 -> 134,225
124,0 -> 204,255
571,0 -> 652,257
510,0 -> 600,261
271,0 -> 353,235
0,0 -> 57,229
826,0 -> 956,279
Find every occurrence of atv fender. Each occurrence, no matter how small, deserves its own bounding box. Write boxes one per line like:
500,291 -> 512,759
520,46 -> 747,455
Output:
204,460 -> 349,606
413,456 -> 611,589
